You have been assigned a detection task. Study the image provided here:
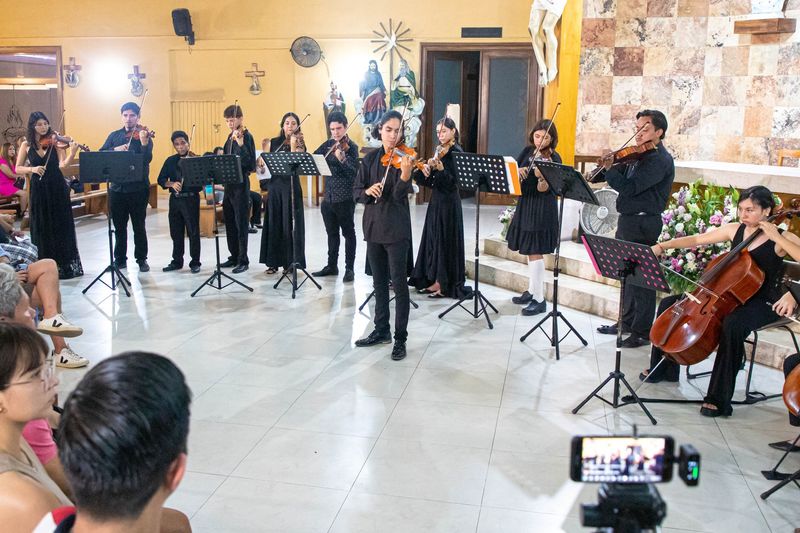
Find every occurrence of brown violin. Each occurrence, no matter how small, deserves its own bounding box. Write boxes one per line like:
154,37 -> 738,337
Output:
124,124 -> 155,140
650,209 -> 800,366
587,141 -> 657,183
40,132 -> 90,152
381,143 -> 418,169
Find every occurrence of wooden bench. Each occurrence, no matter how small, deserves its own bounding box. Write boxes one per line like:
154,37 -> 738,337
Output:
0,196 -> 21,217
199,202 -> 224,238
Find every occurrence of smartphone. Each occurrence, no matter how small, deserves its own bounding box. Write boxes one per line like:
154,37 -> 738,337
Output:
570,436 -> 674,483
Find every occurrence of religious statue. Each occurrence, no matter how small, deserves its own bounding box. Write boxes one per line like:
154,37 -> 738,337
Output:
323,82 -> 345,139
529,0 -> 565,86
390,59 -> 425,148
358,60 -> 387,126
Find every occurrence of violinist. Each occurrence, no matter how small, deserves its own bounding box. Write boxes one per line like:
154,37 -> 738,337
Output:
156,131 -> 201,274
644,186 -> 800,417
99,102 -> 153,273
220,104 -> 256,274
15,112 -> 83,279
311,111 -> 359,282
408,117 -> 466,299
259,112 -> 307,276
507,119 -> 560,316
595,109 -> 674,347
353,110 -> 413,361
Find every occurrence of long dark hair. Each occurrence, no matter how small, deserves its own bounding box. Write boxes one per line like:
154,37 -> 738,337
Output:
437,117 -> 460,144
275,112 -> 301,144
26,111 -> 51,149
528,119 -> 558,150
371,110 -> 404,142
739,185 -> 776,215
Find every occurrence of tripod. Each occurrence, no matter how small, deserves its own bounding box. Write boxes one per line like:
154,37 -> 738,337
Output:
358,249 -> 419,312
273,163 -> 321,298
82,198 -> 131,297
520,167 -> 592,357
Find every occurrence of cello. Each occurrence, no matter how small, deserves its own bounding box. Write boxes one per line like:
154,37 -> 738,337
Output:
650,209 -> 800,365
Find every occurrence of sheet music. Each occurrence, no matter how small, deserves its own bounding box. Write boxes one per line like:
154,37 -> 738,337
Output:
312,154 -> 332,176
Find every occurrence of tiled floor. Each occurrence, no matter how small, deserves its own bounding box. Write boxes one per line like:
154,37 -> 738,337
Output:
52,201 -> 799,532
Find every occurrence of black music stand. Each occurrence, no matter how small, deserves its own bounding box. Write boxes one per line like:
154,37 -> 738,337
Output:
79,152 -> 144,297
438,152 -> 504,329
182,155 -> 254,297
520,161 -> 596,359
261,152 -> 323,299
358,252 -> 419,312
572,234 -> 671,425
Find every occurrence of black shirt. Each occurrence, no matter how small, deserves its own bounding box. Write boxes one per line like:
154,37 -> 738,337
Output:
98,128 -> 154,193
157,153 -> 200,197
222,129 -> 256,191
313,138 -> 359,203
354,147 -> 413,244
605,142 -> 674,216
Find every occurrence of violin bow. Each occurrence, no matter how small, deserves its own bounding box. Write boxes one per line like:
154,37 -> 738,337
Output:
126,89 -> 149,151
227,99 -> 240,155
43,109 -> 67,168
324,112 -> 362,158
526,102 -> 561,175
281,113 -> 310,152
587,122 -> 647,183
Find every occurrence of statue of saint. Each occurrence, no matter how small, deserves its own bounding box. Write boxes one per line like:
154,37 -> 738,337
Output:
529,0 -> 566,86
358,60 -> 387,125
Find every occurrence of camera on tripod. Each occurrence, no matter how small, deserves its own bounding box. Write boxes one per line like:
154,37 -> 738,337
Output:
570,434 -> 700,532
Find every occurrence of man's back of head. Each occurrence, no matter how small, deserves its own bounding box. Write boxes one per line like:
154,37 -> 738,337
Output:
58,352 -> 191,528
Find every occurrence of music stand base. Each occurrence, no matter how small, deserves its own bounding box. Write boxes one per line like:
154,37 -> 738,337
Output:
82,265 -> 131,297
358,290 -> 419,312
274,264 -> 322,299
520,309 -> 588,358
439,289 -> 498,329
573,366 -> 658,425
192,267 -> 253,297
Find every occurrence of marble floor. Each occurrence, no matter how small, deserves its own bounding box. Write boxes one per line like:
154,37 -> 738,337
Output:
51,201 -> 799,532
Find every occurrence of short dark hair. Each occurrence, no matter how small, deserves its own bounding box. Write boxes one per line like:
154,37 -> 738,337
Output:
0,323 -> 48,390
58,352 -> 192,521
529,119 -> 558,150
327,111 -> 348,128
371,110 -> 404,141
223,104 -> 243,118
437,117 -> 460,143
171,130 -> 188,143
120,102 -> 140,116
739,185 -> 776,213
636,109 -> 668,139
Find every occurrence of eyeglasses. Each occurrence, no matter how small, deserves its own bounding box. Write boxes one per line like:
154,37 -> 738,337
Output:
5,356 -> 56,391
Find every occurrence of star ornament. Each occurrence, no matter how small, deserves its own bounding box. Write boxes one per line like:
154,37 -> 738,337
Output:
371,19 -> 413,62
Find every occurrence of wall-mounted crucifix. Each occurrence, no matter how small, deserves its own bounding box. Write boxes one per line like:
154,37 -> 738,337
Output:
245,63 -> 265,95
63,57 -> 82,88
128,65 -> 146,97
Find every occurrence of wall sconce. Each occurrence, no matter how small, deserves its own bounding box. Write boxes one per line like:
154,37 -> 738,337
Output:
128,65 -> 146,97
245,63 -> 265,96
63,57 -> 82,88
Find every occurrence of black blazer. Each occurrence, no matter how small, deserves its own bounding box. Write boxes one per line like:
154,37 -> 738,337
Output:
353,147 -> 413,244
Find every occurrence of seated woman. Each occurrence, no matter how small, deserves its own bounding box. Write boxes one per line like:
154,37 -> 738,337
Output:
0,142 -> 28,216
645,185 -> 800,417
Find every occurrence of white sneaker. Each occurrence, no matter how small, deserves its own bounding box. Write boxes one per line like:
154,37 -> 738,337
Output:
38,314 -> 83,338
54,347 -> 89,369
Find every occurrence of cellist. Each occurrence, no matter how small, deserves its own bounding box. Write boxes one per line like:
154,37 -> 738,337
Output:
643,186 -> 800,417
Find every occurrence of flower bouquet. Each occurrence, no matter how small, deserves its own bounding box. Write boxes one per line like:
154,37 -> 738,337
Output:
498,205 -> 516,240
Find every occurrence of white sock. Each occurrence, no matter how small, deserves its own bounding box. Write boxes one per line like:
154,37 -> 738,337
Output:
529,259 -> 545,302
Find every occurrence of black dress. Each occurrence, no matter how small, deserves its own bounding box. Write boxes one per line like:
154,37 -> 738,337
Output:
505,147 -> 560,256
408,145 -> 466,298
259,138 -> 306,269
27,147 -> 83,279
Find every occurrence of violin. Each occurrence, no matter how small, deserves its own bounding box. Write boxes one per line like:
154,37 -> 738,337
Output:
124,125 -> 155,140
650,208 -> 800,366
587,141 -> 657,183
39,132 -> 90,152
380,143 -> 418,169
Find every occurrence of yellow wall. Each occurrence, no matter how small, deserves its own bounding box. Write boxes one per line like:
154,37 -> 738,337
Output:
3,0 -> 583,183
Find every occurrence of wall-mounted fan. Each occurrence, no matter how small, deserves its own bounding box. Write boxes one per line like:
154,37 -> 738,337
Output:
290,36 -> 322,68
580,188 -> 619,237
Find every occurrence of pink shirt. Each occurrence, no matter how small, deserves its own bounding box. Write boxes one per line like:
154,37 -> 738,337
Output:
22,418 -> 58,465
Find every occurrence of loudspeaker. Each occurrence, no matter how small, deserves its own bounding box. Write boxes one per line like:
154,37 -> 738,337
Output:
172,9 -> 195,45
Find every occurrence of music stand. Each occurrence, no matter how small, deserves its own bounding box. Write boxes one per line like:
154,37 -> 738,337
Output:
79,151 -> 144,297
181,155 -> 254,297
572,234 -> 671,425
261,152 -> 323,299
358,251 -> 419,312
520,161 -> 597,359
438,152 -> 504,329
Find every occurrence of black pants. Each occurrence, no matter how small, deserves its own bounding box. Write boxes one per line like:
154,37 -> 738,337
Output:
321,199 -> 356,270
249,191 -> 262,226
784,353 -> 800,426
616,214 -> 662,337
168,194 -> 201,268
109,188 -> 149,265
223,185 -> 251,265
368,240 -> 410,342
649,294 -> 779,411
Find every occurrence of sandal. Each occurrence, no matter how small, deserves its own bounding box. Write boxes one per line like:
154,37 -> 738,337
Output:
428,292 -> 445,299
265,267 -> 278,275
417,288 -> 434,294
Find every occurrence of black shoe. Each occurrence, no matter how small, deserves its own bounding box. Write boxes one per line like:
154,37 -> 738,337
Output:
220,259 -> 237,268
521,300 -> 546,316
162,263 -> 182,272
700,404 -> 732,418
114,261 -> 127,270
355,330 -> 392,347
620,334 -> 650,348
597,324 -> 630,335
638,370 -> 679,383
255,223 -> 263,229
512,291 -> 533,305
137,261 -> 150,273
190,265 -> 201,274
312,265 -> 339,277
343,269 -> 355,282
391,340 -> 407,361
248,225 -> 258,234
768,440 -> 800,453
232,264 -> 249,274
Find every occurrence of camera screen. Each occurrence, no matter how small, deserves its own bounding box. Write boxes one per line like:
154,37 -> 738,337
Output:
576,437 -> 671,483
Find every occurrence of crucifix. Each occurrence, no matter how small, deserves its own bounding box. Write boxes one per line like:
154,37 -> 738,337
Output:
245,63 -> 266,95
63,57 -> 82,88
128,65 -> 146,97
